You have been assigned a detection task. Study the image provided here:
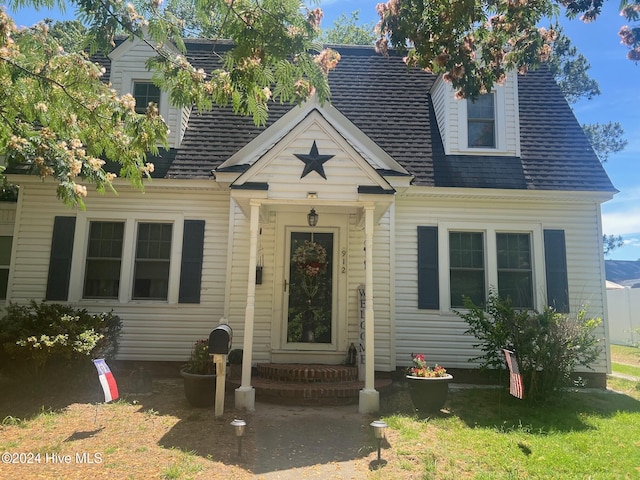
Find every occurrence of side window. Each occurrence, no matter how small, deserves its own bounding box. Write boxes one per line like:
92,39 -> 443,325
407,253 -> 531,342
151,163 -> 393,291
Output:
497,233 -> 533,308
0,236 -> 12,299
449,231 -> 485,307
467,93 -> 495,148
133,223 -> 172,300
133,82 -> 161,114
84,221 -> 124,299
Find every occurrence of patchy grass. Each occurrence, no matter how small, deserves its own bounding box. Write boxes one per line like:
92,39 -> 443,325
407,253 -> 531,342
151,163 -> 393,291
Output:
613,362 -> 640,378
375,387 -> 640,479
608,376 -> 640,400
0,371 -> 639,479
611,344 -> 640,365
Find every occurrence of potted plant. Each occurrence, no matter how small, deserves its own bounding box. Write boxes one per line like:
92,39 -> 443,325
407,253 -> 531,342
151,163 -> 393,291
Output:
405,353 -> 453,412
180,338 -> 216,407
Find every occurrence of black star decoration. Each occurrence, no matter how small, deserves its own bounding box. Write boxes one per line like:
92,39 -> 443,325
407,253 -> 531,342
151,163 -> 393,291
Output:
294,141 -> 334,180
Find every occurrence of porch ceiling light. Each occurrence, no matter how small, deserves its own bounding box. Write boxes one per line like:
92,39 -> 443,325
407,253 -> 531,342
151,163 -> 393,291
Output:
307,208 -> 319,227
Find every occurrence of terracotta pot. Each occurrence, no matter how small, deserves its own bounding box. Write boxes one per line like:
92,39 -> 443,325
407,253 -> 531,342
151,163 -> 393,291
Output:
180,369 -> 216,407
406,374 -> 453,412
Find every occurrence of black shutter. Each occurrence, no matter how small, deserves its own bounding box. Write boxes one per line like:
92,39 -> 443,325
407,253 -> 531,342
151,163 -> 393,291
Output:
544,229 -> 569,313
179,220 -> 205,303
417,226 -> 439,309
45,216 -> 76,301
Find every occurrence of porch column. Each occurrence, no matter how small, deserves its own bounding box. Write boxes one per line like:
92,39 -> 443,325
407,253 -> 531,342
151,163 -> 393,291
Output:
359,204 -> 379,413
235,200 -> 259,411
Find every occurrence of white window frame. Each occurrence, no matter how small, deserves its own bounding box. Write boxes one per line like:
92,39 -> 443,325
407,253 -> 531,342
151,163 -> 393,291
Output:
438,221 -> 546,311
132,81 -> 162,115
122,72 -> 170,122
457,87 -> 507,154
68,212 -> 184,304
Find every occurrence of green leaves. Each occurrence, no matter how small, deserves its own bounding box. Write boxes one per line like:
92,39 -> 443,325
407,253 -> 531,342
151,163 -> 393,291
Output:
457,291 -> 603,403
2,0 -> 335,207
375,0 -> 579,98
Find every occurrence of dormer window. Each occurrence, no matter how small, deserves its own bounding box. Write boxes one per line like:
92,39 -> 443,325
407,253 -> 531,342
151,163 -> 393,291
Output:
467,93 -> 496,148
133,82 -> 161,114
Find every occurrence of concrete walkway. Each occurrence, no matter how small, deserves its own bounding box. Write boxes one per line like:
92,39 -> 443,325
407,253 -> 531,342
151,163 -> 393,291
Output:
242,402 -> 377,479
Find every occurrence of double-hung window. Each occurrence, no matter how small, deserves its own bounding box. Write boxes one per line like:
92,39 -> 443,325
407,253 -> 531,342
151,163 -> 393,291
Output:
47,215 -> 205,304
133,223 -> 172,300
83,221 -> 172,301
449,231 -> 485,307
133,82 -> 161,114
467,93 -> 496,148
84,222 -> 124,299
419,225 -> 551,311
497,233 -> 533,309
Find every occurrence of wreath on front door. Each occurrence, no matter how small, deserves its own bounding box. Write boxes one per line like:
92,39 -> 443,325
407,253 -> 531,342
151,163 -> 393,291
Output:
292,240 -> 328,302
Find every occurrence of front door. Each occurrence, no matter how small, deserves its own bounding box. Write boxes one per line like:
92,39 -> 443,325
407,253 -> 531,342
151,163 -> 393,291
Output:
285,230 -> 335,346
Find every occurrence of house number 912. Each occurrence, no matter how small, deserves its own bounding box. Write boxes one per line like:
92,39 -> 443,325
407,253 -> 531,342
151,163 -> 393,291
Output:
341,249 -> 347,273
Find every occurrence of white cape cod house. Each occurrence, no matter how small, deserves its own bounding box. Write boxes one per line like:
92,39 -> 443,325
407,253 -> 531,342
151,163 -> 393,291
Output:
3,38 -> 617,412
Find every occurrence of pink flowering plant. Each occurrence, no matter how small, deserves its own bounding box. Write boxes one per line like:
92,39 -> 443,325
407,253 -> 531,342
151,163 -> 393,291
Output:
408,353 -> 448,378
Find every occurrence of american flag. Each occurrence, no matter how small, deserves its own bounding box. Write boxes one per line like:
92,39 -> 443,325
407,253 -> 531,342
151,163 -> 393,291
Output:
93,358 -> 119,403
503,349 -> 524,399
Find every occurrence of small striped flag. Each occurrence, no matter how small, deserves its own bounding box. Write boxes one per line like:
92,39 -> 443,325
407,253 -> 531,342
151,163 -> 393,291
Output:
93,358 -> 119,403
503,349 -> 524,399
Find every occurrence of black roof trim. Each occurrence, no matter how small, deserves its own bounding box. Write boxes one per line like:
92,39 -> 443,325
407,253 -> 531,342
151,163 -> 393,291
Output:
230,182 -> 269,190
216,164 -> 250,173
377,169 -> 411,177
358,185 -> 395,195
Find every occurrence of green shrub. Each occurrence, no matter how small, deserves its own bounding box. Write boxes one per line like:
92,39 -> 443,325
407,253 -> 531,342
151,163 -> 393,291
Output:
456,291 -> 602,403
0,301 -> 122,377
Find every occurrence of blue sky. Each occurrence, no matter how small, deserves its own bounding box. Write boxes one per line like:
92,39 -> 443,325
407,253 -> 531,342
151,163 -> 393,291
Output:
5,0 -> 639,260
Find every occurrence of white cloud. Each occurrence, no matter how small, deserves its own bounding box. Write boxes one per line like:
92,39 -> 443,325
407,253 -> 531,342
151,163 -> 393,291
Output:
624,237 -> 640,248
602,208 -> 640,235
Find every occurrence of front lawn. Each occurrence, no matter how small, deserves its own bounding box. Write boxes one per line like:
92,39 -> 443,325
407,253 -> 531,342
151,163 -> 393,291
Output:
1,372 -> 639,479
376,386 -> 640,479
611,344 -> 640,364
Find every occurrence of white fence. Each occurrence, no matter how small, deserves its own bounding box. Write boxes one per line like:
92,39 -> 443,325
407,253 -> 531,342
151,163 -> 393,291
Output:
607,286 -> 640,346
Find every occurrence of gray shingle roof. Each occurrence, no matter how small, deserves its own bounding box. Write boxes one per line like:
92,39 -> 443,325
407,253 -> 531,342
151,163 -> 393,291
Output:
605,260 -> 640,288
99,40 -> 616,193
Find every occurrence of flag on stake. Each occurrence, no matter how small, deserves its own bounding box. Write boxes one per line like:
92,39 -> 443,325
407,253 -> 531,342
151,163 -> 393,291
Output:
503,349 -> 524,399
93,358 -> 119,402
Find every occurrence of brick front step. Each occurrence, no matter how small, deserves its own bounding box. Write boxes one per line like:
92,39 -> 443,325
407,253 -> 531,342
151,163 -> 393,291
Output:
227,376 -> 393,406
256,363 -> 359,383
227,363 -> 392,406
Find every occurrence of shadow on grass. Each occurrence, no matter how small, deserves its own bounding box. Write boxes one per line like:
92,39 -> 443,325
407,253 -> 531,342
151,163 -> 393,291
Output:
118,377 -> 375,475
380,382 -> 640,434
0,366 -> 105,421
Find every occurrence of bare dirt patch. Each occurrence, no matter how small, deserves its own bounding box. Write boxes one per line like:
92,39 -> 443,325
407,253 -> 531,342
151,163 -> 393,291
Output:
0,372 -> 409,479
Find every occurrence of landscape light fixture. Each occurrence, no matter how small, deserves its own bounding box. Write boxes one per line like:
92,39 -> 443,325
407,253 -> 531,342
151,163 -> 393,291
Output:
307,208 -> 318,227
230,418 -> 246,457
370,420 -> 388,462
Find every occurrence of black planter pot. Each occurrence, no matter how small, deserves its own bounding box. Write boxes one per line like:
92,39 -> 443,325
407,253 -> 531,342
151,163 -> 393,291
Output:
406,374 -> 453,412
180,369 -> 216,407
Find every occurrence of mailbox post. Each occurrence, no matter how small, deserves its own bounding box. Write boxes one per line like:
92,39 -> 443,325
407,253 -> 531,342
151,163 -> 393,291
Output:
209,324 -> 232,417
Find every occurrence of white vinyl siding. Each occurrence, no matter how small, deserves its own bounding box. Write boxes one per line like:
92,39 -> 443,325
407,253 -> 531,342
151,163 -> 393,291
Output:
235,111 -> 393,200
8,180 -> 229,361
395,191 -> 608,373
224,200 -> 394,371
431,72 -> 521,156
108,38 -> 189,148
